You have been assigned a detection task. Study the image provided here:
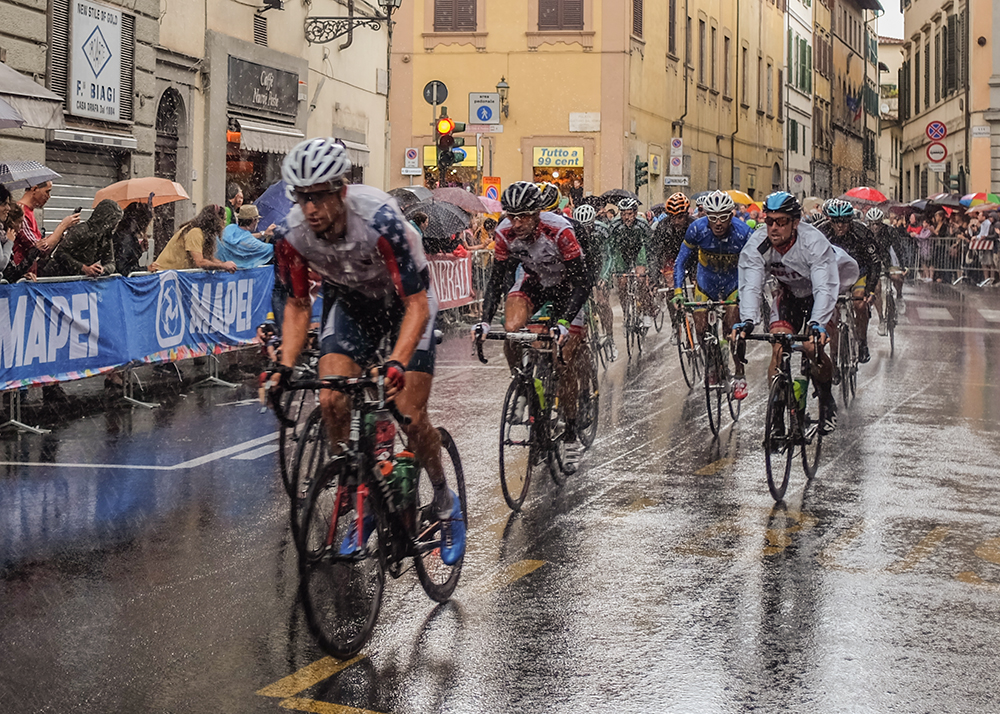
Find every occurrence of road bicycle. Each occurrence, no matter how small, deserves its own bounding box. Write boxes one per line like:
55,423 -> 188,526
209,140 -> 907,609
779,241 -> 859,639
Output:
881,269 -> 904,356
683,300 -> 740,436
737,332 -> 823,501
477,326 -> 595,510
274,375 -> 467,658
616,272 -> 649,358
586,297 -> 616,370
834,294 -> 860,408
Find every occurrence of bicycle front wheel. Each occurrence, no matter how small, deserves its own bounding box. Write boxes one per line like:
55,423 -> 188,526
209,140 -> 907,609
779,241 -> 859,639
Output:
764,376 -> 794,502
414,427 -> 467,603
499,378 -> 535,511
577,362 -> 600,449
653,294 -> 666,332
676,312 -> 701,388
290,406 -> 330,543
886,288 -> 896,357
800,377 -> 823,479
299,461 -> 385,659
704,343 -> 724,437
278,389 -> 314,498
838,322 -> 853,409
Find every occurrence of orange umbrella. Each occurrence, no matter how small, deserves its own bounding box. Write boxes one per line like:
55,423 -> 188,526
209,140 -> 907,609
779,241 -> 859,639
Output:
93,176 -> 190,208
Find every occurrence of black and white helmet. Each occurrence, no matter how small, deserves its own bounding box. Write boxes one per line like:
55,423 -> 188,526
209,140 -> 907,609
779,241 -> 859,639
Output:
617,197 -> 639,211
501,181 -> 542,215
865,207 -> 885,223
573,204 -> 597,225
282,138 -> 352,195
702,190 -> 736,215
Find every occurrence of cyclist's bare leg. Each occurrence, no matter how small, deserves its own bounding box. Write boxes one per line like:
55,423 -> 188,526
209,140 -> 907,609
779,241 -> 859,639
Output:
395,371 -> 444,486
503,295 -> 532,372
723,304 -> 744,377
853,286 -> 870,344
318,352 -> 363,451
872,278 -> 884,322
594,283 -> 614,336
693,309 -> 709,346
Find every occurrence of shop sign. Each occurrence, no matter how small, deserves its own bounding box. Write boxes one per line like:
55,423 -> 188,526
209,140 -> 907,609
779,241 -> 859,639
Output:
228,57 -> 299,117
532,147 -> 584,168
70,0 -> 123,122
422,145 -> 479,168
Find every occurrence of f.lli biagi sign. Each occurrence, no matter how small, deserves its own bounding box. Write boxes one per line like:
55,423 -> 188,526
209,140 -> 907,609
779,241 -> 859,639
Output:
70,0 -> 123,121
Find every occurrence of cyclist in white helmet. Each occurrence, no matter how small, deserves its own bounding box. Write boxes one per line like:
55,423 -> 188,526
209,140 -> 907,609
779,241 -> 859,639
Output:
267,137 -> 465,564
608,196 -> 655,327
574,203 -> 617,359
864,206 -> 905,333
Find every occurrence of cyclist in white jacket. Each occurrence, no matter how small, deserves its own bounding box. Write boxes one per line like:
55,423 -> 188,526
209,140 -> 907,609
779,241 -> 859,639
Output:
732,192 -> 858,435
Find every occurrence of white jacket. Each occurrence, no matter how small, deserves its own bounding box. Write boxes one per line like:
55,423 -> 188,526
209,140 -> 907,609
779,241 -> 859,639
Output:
739,222 -> 858,328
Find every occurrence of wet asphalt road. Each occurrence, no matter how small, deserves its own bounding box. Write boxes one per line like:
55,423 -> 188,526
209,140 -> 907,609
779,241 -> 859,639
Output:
4,280 -> 1000,713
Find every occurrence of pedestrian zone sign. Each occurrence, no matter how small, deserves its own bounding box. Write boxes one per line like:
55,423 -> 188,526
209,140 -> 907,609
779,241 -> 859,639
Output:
469,93 -> 501,125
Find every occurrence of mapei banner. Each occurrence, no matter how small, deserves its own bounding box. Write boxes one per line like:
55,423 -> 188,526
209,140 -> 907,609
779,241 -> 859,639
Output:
0,267 -> 274,390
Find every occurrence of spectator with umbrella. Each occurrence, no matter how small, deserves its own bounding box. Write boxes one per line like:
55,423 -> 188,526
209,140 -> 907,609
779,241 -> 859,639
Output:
112,201 -> 154,276
40,199 -> 122,278
404,199 -> 471,254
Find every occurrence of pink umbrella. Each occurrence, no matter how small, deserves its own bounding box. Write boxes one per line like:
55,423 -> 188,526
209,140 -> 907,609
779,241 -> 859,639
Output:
843,186 -> 888,203
432,187 -> 489,213
480,197 -> 502,213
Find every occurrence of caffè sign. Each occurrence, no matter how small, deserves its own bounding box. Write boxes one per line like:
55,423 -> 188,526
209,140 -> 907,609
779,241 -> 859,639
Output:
227,56 -> 298,117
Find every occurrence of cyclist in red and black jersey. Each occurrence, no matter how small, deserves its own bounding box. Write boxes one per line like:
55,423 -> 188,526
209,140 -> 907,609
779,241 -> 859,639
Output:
474,181 -> 594,469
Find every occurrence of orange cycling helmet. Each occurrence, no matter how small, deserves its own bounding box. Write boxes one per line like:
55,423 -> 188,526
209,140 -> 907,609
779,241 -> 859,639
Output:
664,192 -> 691,216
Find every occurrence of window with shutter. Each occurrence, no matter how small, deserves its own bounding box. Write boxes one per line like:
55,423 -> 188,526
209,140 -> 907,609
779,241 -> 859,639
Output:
934,29 -> 941,104
435,0 -> 476,32
944,15 -> 956,94
538,0 -> 583,31
668,0 -> 677,55
254,15 -> 268,46
632,0 -> 643,38
120,13 -> 135,121
49,0 -> 70,106
923,37 -> 930,108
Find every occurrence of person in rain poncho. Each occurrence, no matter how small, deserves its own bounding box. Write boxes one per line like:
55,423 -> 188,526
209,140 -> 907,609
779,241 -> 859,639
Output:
40,199 -> 122,278
216,204 -> 275,268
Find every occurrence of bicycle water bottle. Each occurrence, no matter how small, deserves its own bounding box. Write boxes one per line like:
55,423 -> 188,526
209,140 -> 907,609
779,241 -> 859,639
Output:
373,410 -> 395,465
388,451 -> 417,510
793,378 -> 808,411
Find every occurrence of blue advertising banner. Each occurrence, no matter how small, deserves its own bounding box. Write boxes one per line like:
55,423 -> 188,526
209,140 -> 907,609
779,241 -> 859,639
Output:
0,267 -> 275,391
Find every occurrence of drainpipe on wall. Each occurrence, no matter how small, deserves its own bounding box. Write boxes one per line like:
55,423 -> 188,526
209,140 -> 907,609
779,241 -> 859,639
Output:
675,0 -> 691,137
729,0 -> 740,188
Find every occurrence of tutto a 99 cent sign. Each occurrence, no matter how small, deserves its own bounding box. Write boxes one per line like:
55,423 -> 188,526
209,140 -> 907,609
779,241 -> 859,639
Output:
227,57 -> 298,117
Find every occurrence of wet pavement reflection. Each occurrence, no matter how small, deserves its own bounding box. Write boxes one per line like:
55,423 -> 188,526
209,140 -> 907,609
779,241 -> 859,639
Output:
3,281 -> 1000,712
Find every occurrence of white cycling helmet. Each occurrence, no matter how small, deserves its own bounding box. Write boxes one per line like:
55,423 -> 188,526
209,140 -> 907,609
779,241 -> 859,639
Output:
702,190 -> 736,215
282,138 -> 352,196
573,204 -> 597,225
865,207 -> 885,222
617,197 -> 639,211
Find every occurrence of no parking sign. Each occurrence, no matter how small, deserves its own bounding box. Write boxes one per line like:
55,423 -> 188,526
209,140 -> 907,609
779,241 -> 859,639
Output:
482,176 -> 501,201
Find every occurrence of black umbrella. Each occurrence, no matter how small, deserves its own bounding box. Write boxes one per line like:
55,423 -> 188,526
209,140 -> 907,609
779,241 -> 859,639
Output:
908,199 -> 929,212
405,199 -> 470,243
926,192 -> 963,208
600,188 -> 641,205
389,186 -> 433,211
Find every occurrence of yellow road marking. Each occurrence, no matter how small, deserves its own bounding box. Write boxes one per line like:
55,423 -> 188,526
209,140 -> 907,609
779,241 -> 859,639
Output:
694,458 -> 734,476
815,520 -> 866,573
496,559 -> 546,587
279,697 -> 383,714
256,655 -> 365,698
955,571 -> 1000,590
887,526 -> 949,574
621,496 -> 658,512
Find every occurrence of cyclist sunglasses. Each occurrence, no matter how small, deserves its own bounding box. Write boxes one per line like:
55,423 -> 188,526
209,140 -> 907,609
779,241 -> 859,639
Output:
707,213 -> 733,223
764,216 -> 792,227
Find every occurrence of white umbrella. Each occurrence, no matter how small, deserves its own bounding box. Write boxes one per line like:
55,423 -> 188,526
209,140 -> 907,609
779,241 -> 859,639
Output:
0,97 -> 25,130
0,160 -> 61,190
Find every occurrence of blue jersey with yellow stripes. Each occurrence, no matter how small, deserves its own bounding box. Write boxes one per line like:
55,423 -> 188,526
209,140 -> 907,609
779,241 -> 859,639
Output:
673,216 -> 753,301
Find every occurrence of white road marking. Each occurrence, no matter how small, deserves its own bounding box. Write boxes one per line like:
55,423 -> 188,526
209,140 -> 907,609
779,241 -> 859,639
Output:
232,443 -> 280,460
978,309 -> 1000,323
916,307 -> 954,321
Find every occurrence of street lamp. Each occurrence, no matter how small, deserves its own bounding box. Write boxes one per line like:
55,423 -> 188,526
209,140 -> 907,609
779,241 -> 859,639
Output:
496,77 -> 509,118
305,0 -> 403,45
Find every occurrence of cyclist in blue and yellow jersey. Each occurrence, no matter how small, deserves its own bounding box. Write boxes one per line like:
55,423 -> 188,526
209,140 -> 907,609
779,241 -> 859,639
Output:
815,198 -> 882,364
672,190 -> 754,398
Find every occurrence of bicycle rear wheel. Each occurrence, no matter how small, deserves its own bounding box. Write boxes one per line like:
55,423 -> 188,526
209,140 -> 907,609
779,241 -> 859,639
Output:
653,293 -> 666,332
499,378 -> 535,511
764,376 -> 794,502
886,288 -> 896,357
800,377 -> 823,479
414,428 -> 467,603
838,321 -> 853,409
299,462 -> 385,658
290,406 -> 331,543
704,343 -> 724,437
624,300 -> 636,359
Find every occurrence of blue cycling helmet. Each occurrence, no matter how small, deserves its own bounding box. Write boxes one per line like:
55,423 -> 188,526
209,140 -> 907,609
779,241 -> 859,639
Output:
823,198 -> 855,219
763,191 -> 802,218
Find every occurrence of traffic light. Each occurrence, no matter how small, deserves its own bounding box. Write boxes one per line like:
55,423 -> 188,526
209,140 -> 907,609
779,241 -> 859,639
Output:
435,108 -> 466,169
634,155 -> 649,191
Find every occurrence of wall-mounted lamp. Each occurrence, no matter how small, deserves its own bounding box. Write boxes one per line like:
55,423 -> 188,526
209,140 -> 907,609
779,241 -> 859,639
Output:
305,0 -> 403,45
497,77 -> 509,118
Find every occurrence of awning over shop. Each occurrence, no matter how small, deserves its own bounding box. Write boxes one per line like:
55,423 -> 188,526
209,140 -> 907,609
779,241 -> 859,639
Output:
0,61 -> 65,130
236,120 -> 304,154
338,139 -> 370,168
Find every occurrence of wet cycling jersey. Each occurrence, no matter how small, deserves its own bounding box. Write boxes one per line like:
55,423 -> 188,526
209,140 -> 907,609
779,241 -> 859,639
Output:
815,218 -> 882,290
869,222 -> 900,265
739,222 -> 859,328
607,216 -> 651,272
674,216 -> 753,293
650,218 -> 690,275
493,212 -> 582,288
275,184 -> 429,302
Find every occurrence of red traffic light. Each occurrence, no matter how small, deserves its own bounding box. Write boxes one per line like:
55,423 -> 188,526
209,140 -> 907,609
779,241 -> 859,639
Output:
436,117 -> 455,135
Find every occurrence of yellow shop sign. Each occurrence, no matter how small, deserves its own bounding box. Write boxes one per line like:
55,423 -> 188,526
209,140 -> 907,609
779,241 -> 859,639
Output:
532,147 -> 584,168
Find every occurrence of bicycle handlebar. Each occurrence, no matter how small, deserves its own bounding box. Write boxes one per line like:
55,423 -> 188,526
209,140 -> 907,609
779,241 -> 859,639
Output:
475,330 -> 561,365
681,300 -> 738,309
734,332 -> 823,366
270,374 -> 411,427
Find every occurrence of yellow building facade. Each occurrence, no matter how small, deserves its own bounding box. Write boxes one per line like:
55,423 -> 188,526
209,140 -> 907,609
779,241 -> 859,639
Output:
388,0 -> 785,204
